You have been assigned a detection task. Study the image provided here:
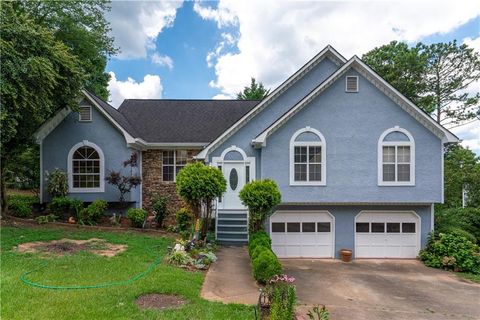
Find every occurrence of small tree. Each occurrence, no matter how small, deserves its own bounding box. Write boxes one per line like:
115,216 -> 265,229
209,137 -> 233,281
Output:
176,162 -> 226,239
239,179 -> 281,233
105,152 -> 141,202
237,78 -> 270,100
45,168 -> 68,198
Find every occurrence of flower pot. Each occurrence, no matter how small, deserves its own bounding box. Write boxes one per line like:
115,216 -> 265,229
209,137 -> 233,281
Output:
340,249 -> 352,262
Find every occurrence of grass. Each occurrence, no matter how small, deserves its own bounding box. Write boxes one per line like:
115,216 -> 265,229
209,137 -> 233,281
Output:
0,225 -> 255,319
457,272 -> 480,283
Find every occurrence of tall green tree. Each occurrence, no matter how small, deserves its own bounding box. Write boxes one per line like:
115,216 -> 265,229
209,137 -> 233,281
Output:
0,3 -> 84,211
363,40 -> 480,127
443,145 -> 480,209
15,0 -> 117,100
237,78 -> 270,100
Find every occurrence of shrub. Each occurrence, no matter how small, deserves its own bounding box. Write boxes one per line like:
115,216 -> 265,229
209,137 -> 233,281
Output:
176,208 -> 194,232
252,249 -> 283,283
239,179 -> 281,232
419,232 -> 480,274
105,152 -> 142,202
35,214 -> 58,224
127,208 -> 148,228
166,250 -> 193,266
7,195 -> 34,217
248,230 -> 271,256
49,197 -> 75,215
435,207 -> 480,244
82,199 -> 108,224
307,305 -> 330,320
151,195 -> 169,227
267,275 -> 297,320
45,169 -> 68,198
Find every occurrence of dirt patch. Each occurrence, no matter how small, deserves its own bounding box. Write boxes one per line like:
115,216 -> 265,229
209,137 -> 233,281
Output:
135,294 -> 186,310
16,238 -> 127,257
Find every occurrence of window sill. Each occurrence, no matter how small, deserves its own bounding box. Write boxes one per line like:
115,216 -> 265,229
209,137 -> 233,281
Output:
378,182 -> 415,187
289,181 -> 326,186
69,187 -> 105,193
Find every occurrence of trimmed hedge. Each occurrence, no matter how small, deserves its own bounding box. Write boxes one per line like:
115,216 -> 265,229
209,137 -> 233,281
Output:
248,231 -> 282,283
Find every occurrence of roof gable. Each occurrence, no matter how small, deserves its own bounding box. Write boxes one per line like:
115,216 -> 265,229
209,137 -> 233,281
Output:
252,56 -> 458,147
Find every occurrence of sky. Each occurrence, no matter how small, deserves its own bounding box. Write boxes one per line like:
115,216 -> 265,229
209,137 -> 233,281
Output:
105,0 -> 480,154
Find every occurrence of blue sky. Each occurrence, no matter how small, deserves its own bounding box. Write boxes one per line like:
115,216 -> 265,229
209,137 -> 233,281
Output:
105,1 -> 480,153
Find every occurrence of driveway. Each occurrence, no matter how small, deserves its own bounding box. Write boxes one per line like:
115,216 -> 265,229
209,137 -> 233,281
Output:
283,259 -> 480,320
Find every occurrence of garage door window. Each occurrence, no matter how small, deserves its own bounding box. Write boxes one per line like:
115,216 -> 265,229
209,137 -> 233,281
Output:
387,222 -> 400,233
402,222 -> 416,233
302,222 -> 316,232
317,222 -> 331,232
371,223 -> 385,233
287,223 -> 301,232
272,222 -> 285,233
356,222 -> 369,232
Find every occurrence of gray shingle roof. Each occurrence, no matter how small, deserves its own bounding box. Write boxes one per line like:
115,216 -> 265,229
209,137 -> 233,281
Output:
117,99 -> 259,143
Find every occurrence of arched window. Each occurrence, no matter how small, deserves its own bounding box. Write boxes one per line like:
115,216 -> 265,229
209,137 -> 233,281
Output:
378,127 -> 415,186
67,141 -> 105,192
290,127 -> 326,185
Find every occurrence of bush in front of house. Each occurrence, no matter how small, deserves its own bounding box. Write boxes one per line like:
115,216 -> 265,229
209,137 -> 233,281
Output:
49,196 -> 78,215
151,194 -> 169,228
45,168 -> 68,198
82,199 -> 108,224
248,230 -> 271,256
239,179 -> 281,232
248,231 -> 282,283
266,274 -> 297,320
176,208 -> 194,232
435,207 -> 480,244
7,195 -> 37,217
419,232 -> 480,274
127,208 -> 148,228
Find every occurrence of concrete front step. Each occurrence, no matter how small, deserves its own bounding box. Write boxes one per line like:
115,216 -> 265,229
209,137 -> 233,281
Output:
217,225 -> 248,232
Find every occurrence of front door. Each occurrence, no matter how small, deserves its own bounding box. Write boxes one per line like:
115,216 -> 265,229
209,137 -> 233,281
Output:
221,162 -> 246,209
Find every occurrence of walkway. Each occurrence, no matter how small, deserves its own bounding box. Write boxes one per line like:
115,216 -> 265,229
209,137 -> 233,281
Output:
201,246 -> 259,305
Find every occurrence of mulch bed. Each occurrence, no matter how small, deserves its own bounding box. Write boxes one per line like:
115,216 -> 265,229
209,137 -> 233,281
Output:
135,294 -> 186,310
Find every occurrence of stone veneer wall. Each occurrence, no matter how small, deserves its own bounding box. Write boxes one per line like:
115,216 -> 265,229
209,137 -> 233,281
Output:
142,149 -> 199,226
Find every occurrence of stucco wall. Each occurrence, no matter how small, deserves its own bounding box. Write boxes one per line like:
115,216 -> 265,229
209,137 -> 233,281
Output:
42,102 -> 140,204
262,69 -> 443,203
268,204 -> 432,258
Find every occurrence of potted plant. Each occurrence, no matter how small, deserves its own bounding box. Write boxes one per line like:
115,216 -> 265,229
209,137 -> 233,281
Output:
340,248 -> 353,262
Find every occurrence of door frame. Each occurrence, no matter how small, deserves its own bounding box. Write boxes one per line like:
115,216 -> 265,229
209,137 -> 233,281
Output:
354,210 -> 421,259
211,145 -> 256,209
269,210 -> 335,258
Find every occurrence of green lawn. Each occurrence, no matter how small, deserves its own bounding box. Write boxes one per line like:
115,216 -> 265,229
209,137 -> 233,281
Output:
457,272 -> 480,283
1,226 -> 254,319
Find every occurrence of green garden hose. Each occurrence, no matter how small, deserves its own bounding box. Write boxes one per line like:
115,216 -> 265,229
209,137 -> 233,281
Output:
20,247 -> 162,290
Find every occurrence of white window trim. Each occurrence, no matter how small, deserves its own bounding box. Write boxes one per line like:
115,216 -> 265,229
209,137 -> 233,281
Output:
289,127 -> 326,186
67,140 -> 105,193
78,106 -> 92,122
378,126 -> 415,186
345,75 -> 359,93
211,145 -> 256,182
162,150 -> 188,182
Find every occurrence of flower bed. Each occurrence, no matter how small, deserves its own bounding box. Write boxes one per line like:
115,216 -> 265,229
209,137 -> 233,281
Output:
165,239 -> 218,271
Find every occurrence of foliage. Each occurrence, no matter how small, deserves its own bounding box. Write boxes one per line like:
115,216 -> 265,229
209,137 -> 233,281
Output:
266,275 -> 296,320
167,250 -> 194,267
45,169 -> 69,198
1,226 -> 254,319
7,195 -> 36,217
442,145 -> 480,208
237,78 -> 270,100
48,197 -> 82,217
176,208 -> 194,232
82,199 -> 108,224
151,195 -> 169,227
105,153 -> 141,202
252,249 -> 283,283
166,239 -> 217,270
363,40 -> 480,126
362,41 -> 430,109
419,232 -> 480,274
176,162 -> 226,238
0,3 -> 83,211
435,207 -> 480,244
35,214 -> 58,224
3,146 -> 40,194
307,305 -> 330,320
239,179 -> 281,232
248,230 -> 271,256
127,208 -> 148,228
15,0 -> 117,100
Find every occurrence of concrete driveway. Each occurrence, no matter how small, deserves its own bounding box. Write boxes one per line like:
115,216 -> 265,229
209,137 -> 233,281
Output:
283,259 -> 480,320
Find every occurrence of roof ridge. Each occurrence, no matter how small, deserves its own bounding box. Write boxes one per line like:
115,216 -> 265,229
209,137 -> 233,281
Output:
122,98 -> 262,102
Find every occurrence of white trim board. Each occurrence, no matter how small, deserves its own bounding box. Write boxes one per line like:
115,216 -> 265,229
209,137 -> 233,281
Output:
252,56 -> 458,148
67,140 -> 105,193
195,46 -> 347,160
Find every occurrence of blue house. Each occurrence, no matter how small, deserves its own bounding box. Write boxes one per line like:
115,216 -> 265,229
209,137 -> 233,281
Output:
35,46 -> 458,259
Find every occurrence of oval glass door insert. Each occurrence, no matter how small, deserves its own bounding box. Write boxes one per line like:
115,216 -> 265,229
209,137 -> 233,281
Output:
229,168 -> 238,190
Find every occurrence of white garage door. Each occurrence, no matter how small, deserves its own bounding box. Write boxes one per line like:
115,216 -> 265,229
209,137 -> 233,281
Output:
270,211 -> 334,258
355,211 -> 420,258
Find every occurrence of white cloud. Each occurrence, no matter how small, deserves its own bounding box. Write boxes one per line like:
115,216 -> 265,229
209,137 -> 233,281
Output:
212,93 -> 234,99
195,1 -> 480,97
151,53 -> 174,69
451,120 -> 480,154
108,1 -> 183,59
108,72 -> 163,108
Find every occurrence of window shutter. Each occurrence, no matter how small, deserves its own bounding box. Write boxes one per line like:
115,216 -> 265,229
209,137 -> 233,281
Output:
79,106 -> 92,121
346,76 -> 358,92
